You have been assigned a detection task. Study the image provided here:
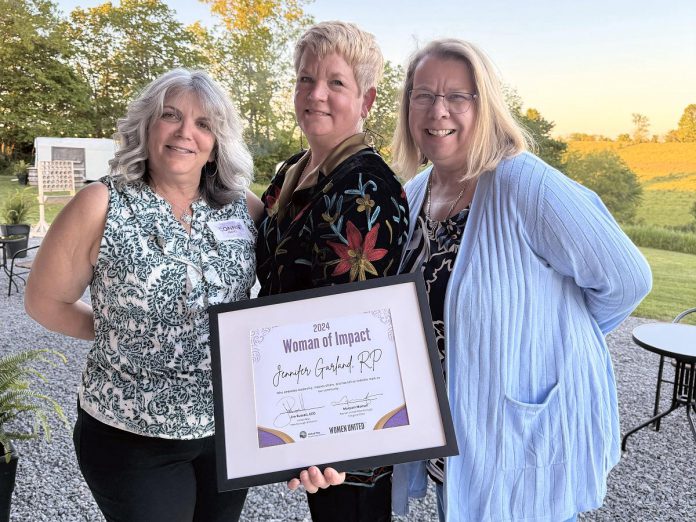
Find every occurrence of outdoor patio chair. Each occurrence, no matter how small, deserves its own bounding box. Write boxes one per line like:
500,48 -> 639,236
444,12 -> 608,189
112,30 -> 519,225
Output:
650,307 -> 696,430
7,245 -> 39,297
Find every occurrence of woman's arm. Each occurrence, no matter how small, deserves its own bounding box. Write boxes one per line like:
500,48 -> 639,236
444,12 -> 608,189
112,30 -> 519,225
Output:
533,166 -> 652,333
245,189 -> 264,225
25,182 -> 109,340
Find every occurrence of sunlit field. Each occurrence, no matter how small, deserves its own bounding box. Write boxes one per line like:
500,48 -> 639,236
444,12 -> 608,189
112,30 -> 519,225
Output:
566,142 -> 696,181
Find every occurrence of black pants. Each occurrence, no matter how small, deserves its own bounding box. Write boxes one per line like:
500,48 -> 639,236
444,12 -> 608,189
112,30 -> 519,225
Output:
73,406 -> 247,522
306,475 -> 392,522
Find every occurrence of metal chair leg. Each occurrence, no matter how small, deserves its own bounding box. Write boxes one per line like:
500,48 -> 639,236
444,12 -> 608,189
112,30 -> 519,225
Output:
6,245 -> 36,297
7,256 -> 21,296
652,355 -> 665,430
686,407 -> 696,443
622,402 -> 682,451
686,364 -> 696,443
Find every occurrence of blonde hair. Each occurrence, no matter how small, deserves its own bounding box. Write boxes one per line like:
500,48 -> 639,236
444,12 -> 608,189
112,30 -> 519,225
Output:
109,69 -> 253,207
293,21 -> 384,94
391,39 -> 531,180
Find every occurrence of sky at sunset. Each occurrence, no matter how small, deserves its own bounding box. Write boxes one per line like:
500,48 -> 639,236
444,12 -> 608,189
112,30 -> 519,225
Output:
55,0 -> 696,138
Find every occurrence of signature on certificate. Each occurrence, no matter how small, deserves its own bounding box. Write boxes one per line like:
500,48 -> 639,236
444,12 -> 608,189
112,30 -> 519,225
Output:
273,394 -> 324,428
331,392 -> 383,408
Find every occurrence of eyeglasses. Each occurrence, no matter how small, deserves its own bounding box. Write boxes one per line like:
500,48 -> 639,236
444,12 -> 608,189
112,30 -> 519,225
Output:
408,89 -> 478,114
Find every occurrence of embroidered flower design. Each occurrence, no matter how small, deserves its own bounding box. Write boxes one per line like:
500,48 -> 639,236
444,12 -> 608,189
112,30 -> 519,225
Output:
322,211 -> 338,224
356,194 -> 375,213
327,221 -> 387,281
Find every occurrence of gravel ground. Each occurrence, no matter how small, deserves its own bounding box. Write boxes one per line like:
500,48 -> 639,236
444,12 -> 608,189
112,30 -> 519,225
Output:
1,246 -> 694,521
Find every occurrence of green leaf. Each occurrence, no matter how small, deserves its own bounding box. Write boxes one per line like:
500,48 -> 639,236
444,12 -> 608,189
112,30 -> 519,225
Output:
0,349 -> 69,453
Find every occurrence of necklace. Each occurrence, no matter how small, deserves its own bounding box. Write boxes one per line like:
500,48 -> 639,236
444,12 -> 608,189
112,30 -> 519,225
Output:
425,174 -> 468,223
151,183 -> 198,226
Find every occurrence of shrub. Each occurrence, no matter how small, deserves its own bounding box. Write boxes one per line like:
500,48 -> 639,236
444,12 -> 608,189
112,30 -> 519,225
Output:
10,161 -> 28,177
564,150 -> 642,223
0,155 -> 12,176
622,224 -> 696,255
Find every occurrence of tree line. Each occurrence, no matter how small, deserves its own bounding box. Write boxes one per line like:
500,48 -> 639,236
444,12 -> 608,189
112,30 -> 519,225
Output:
0,0 -> 587,178
569,105 -> 696,145
2,0 -> 694,225
1,0 -> 314,177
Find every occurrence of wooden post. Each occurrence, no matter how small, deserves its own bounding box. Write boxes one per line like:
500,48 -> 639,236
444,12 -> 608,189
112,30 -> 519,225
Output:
33,162 -> 49,237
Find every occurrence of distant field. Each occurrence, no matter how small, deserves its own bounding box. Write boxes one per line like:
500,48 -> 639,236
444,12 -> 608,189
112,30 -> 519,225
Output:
637,190 -> 694,227
634,247 -> 696,324
566,141 -> 696,182
641,171 -> 696,191
566,141 -> 696,228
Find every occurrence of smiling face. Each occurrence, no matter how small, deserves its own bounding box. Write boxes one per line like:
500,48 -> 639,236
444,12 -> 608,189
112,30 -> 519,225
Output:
294,50 -> 375,158
147,90 -> 216,183
408,55 -> 478,174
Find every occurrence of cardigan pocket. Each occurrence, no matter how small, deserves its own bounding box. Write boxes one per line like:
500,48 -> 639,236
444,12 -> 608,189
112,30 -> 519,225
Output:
501,382 -> 569,470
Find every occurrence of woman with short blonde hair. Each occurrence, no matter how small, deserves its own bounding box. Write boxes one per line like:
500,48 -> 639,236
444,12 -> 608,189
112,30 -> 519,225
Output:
293,20 -> 384,96
257,20 -> 409,522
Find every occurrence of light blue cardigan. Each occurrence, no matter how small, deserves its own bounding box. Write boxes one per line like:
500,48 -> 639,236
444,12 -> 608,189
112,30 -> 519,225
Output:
392,152 -> 652,521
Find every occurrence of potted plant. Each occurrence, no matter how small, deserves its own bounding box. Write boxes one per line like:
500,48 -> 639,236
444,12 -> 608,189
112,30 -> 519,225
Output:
0,349 -> 67,522
0,189 -> 36,259
10,162 -> 29,186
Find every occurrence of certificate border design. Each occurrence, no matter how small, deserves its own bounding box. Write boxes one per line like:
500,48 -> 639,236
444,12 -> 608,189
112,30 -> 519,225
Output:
368,308 -> 395,341
209,272 -> 458,491
249,326 -> 272,363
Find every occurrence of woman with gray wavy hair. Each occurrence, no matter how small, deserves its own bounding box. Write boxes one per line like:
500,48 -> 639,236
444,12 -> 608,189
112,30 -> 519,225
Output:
25,68 -> 263,521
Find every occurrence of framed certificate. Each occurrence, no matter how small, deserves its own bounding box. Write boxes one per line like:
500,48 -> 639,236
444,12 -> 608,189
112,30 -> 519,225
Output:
209,272 -> 458,491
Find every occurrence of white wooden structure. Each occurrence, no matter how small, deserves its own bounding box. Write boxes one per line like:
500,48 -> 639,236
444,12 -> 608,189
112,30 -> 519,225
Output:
32,161 -> 76,237
31,137 -> 116,184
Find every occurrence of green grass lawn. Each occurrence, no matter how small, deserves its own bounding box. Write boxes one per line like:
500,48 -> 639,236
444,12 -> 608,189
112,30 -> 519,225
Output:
250,182 -> 267,198
637,189 -> 694,227
634,247 -> 696,324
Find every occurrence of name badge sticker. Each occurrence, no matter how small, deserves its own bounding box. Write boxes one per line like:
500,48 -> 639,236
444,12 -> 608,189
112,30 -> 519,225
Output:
208,219 -> 254,242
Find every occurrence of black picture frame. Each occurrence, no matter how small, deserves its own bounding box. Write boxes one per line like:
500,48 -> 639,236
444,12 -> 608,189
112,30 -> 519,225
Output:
209,272 -> 458,491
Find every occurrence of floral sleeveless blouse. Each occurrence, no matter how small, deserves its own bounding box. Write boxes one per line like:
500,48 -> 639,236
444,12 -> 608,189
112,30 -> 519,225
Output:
79,177 -> 256,439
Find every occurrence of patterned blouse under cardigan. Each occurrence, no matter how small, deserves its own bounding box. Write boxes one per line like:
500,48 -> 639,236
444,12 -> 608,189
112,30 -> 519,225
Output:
401,205 -> 470,484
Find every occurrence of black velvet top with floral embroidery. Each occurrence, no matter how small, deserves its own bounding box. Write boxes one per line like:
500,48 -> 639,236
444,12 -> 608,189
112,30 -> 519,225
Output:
255,146 -> 409,486
256,148 -> 409,297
